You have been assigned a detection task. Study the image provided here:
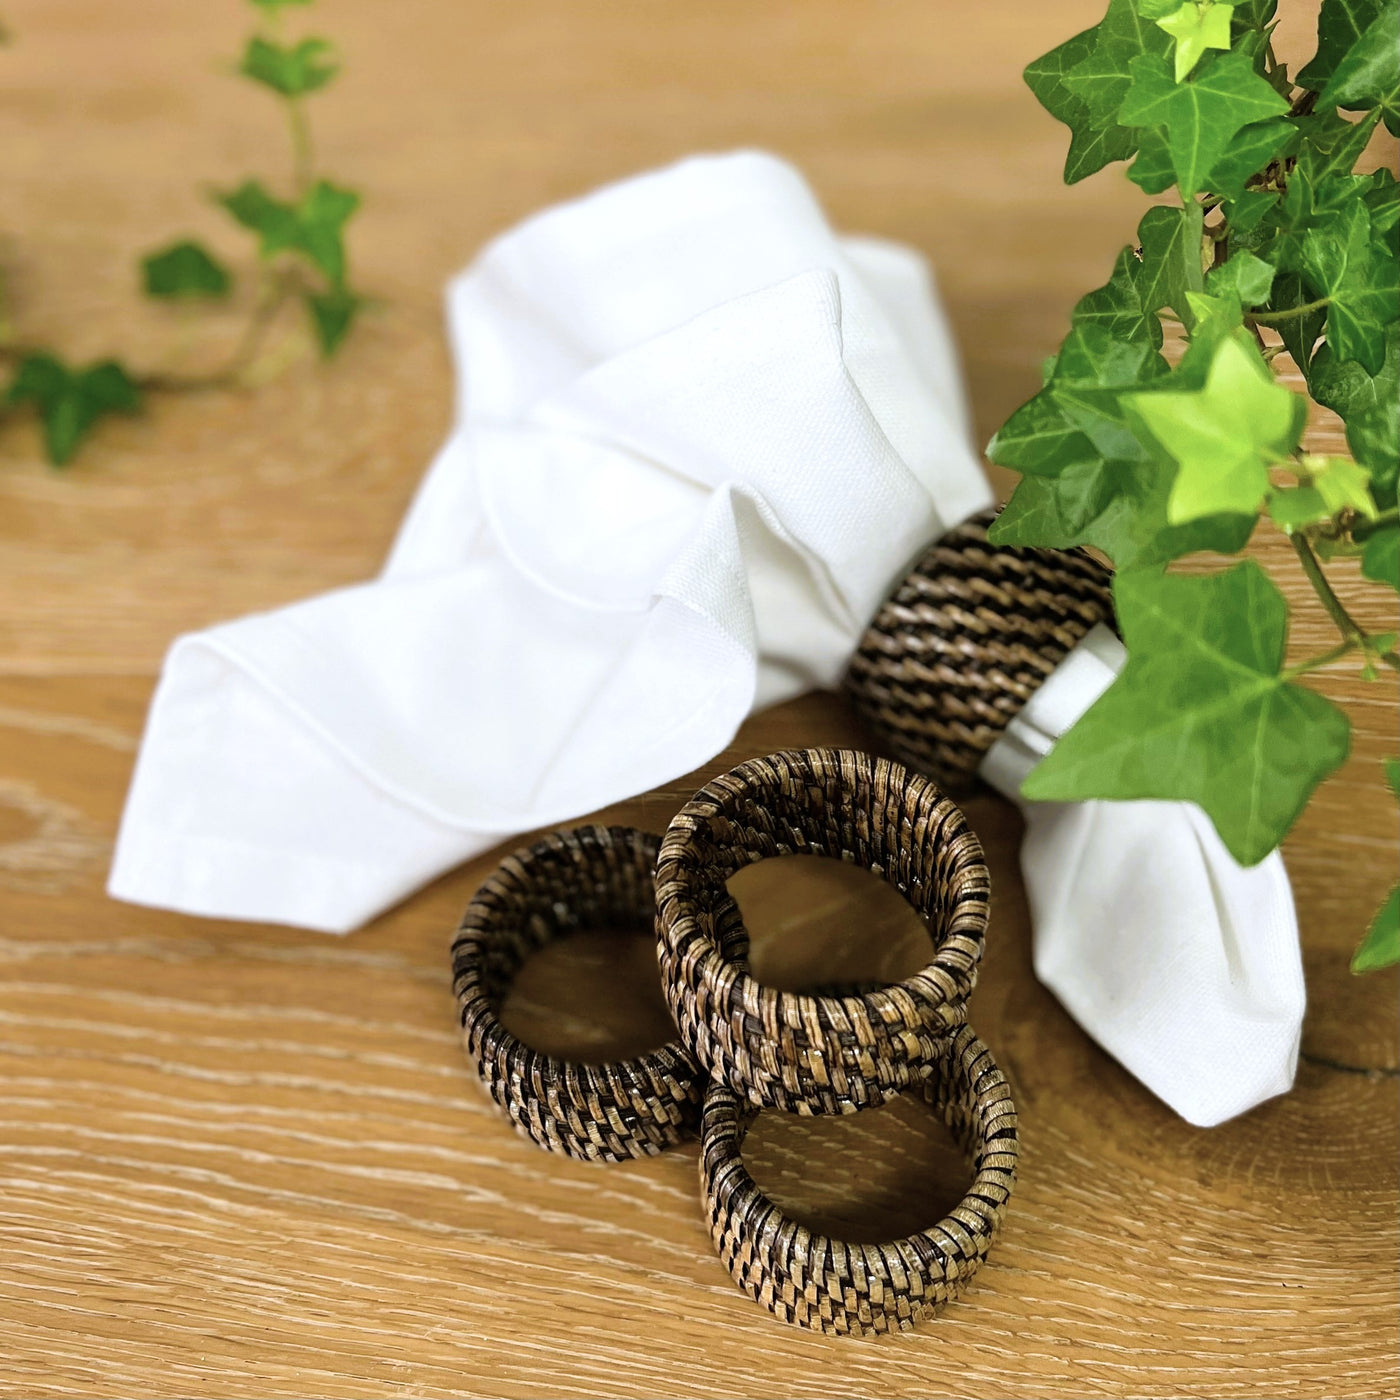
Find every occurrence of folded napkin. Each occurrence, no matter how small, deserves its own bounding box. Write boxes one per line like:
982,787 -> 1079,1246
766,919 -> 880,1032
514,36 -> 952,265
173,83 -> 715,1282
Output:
109,151 -> 993,932
980,625 -> 1305,1128
109,150 -> 1303,1126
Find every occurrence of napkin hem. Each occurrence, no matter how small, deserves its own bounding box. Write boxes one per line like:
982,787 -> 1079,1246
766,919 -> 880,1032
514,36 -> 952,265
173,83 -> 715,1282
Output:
107,821 -> 456,934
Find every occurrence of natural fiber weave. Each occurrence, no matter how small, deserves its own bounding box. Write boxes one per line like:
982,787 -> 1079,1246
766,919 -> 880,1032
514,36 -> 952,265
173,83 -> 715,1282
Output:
844,508 -> 1114,792
452,825 -> 732,1162
700,1024 -> 1018,1335
655,748 -> 988,1116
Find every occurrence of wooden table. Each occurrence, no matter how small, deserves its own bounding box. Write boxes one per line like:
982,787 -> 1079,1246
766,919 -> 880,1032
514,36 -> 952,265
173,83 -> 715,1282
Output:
2,1 -> 1395,1395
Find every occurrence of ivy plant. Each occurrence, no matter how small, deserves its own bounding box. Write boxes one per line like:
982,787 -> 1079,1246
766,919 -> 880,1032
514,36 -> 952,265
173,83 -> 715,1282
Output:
0,0 -> 364,465
993,0 -> 1399,972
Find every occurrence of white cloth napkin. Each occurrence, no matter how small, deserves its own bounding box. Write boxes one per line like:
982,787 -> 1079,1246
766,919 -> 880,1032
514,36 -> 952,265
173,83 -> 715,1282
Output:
108,150 -> 1303,1126
108,151 -> 992,932
980,624 -> 1305,1127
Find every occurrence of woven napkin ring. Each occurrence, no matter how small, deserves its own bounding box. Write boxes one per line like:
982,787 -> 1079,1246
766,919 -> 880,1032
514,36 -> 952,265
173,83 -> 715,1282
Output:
451,825 -> 742,1163
654,747 -> 989,1116
701,1023 -> 1019,1336
843,507 -> 1115,794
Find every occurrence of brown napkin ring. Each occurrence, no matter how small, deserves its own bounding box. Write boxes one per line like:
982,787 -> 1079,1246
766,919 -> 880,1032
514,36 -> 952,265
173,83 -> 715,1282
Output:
452,825 -> 739,1162
843,507 -> 1114,794
700,1023 -> 1018,1335
655,748 -> 988,1116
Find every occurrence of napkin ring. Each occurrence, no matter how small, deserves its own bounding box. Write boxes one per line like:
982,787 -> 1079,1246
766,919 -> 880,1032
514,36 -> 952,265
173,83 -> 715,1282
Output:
701,1024 -> 1018,1335
452,825 -> 736,1162
655,748 -> 988,1116
844,508 -> 1114,793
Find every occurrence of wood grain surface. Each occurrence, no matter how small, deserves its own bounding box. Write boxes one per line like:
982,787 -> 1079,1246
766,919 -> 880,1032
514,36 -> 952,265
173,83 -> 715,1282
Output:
1,1 -> 1396,1396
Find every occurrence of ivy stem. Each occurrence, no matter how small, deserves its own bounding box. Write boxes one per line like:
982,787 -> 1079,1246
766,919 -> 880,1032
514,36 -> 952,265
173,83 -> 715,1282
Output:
1291,531 -> 1369,647
287,96 -> 313,200
0,271 -> 295,395
1289,88 -> 1319,118
1282,638 -> 1358,679
140,269 -> 293,393
1353,508 -> 1400,542
1252,297 -> 1331,324
155,299 -> 201,374
259,7 -> 314,196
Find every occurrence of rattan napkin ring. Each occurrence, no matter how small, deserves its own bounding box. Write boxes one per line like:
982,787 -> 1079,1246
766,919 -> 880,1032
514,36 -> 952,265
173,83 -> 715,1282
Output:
701,1023 -> 1018,1336
844,507 -> 1115,793
655,748 -> 989,1116
452,824 -> 741,1162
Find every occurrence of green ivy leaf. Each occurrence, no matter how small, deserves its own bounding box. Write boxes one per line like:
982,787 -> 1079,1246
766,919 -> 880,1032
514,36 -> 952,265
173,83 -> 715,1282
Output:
991,460 -> 1121,547
1266,270 -> 1329,373
1319,4 -> 1400,133
1224,188 -> 1280,234
1050,322 -> 1171,422
1206,117 -> 1298,198
218,177 -> 359,285
239,36 -> 338,98
991,272 -> 1269,573
1204,249 -> 1275,304
1058,340 -> 1170,467
141,239 -> 232,299
1172,288 -> 1249,384
1294,107 -> 1382,183
1136,202 -> 1205,324
986,392 -> 1095,476
7,354 -> 142,465
1229,0 -> 1279,30
1072,246 -> 1166,348
1299,452 -> 1378,517
1362,523 -> 1400,589
1021,561 -> 1351,866
1126,126 -> 1177,193
1118,47 -> 1290,197
1025,28 -> 1139,183
992,454 -> 1256,569
1027,0 -> 1175,182
305,284 -> 361,357
1363,167 -> 1399,234
1253,160 -> 1355,276
1297,0 -> 1384,90
294,180 -> 358,283
1125,333 -> 1305,521
1352,883 -> 1399,971
1259,205 -> 1307,278
988,312 -> 1251,570
219,179 -> 300,253
1308,326 -> 1399,503
1301,197 -> 1400,373
1064,0 -> 1174,122
1156,0 -> 1235,82
1266,483 -> 1332,530
989,323 -> 1168,473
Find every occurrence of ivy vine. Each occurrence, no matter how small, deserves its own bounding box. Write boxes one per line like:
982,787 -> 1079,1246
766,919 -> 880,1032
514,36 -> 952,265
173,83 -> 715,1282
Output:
992,0 -> 1399,971
0,0 -> 363,464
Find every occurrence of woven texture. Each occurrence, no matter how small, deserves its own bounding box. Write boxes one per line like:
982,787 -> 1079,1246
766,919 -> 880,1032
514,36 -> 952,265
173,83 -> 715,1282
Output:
453,825 -> 729,1162
701,1024 -> 1018,1335
656,748 -> 988,1116
844,509 -> 1115,792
